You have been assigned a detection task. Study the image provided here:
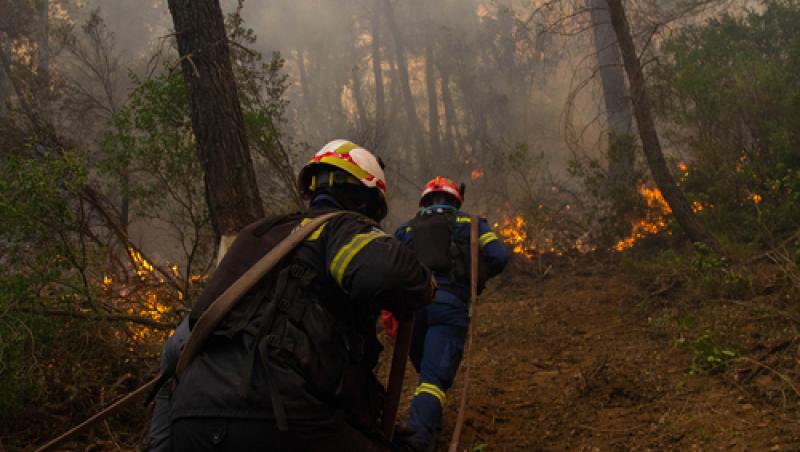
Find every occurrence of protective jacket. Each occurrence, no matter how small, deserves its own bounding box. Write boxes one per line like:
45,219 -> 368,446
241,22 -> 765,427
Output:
170,196 -> 434,446
394,205 -> 508,304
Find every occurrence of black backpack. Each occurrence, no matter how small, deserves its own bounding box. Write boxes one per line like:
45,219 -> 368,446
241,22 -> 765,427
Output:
408,210 -> 488,294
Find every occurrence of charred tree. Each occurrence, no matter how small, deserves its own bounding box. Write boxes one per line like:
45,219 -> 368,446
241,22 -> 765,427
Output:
588,0 -> 635,187
166,0 -> 264,241
372,0 -> 385,137
606,0 -> 722,253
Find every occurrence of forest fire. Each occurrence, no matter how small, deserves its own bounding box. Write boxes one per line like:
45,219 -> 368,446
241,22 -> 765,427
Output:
494,184 -> 708,257
613,185 -> 672,252
495,215 -> 536,257
104,249 -> 204,347
613,185 -> 709,251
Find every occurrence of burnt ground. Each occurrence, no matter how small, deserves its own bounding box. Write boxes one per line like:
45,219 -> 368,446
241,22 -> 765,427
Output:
385,254 -> 800,451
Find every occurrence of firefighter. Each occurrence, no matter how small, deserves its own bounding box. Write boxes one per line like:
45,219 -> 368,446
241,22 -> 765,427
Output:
394,176 -> 509,451
147,317 -> 189,452
168,139 -> 435,451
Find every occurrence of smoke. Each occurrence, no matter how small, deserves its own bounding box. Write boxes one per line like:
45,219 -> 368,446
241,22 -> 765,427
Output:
53,0 -> 752,241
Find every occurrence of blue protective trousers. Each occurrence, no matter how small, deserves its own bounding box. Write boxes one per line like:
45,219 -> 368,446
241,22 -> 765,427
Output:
406,290 -> 468,449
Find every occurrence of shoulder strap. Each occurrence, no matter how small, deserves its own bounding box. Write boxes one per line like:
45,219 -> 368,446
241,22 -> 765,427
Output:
175,210 -> 346,377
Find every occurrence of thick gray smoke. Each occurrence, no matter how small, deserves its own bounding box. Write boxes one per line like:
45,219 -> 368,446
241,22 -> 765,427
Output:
74,0 -> 604,225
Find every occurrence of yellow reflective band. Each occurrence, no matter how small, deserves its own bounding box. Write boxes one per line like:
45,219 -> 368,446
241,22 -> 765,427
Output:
335,142 -> 358,154
299,218 -> 327,241
310,175 -> 317,191
405,226 -> 412,233
479,231 -> 499,247
456,216 -> 472,223
414,383 -> 446,407
330,230 -> 386,285
318,155 -> 371,180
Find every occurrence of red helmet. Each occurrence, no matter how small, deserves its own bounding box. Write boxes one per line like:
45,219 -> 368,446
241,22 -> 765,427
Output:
419,176 -> 464,207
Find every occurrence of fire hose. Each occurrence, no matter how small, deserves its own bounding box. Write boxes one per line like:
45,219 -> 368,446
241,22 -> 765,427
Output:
382,316 -> 414,445
448,214 -> 480,452
35,213 -> 345,451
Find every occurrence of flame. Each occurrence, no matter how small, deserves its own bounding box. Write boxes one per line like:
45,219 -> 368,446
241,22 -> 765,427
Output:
494,215 -> 535,257
470,169 -> 484,181
103,249 -> 205,347
614,185 -> 671,252
129,248 -> 155,278
748,193 -> 763,205
613,185 -> 708,252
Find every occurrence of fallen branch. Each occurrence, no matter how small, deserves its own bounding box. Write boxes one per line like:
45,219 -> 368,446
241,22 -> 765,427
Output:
737,356 -> 800,399
16,308 -> 175,330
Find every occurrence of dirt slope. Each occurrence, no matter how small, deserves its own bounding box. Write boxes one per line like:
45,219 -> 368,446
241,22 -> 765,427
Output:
418,256 -> 800,451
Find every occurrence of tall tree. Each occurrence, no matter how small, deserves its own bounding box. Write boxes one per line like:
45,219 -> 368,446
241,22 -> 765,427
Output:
384,0 -> 427,161
0,62 -> 8,117
587,0 -> 634,186
425,39 -> 441,159
166,0 -> 264,242
35,0 -> 49,108
371,0 -> 385,138
606,0 -> 721,253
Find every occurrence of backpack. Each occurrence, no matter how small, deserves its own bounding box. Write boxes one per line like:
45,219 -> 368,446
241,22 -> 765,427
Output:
408,210 -> 489,295
189,211 -> 384,433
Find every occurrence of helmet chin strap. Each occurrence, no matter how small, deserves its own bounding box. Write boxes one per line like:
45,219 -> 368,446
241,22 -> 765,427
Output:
317,186 -> 385,222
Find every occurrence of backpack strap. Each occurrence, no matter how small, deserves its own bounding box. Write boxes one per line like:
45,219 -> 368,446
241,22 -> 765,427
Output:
175,211 -> 346,378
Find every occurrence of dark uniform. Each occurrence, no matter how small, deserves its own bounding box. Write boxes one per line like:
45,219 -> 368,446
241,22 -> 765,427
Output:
147,318 -> 189,452
169,194 -> 434,451
394,204 -> 509,449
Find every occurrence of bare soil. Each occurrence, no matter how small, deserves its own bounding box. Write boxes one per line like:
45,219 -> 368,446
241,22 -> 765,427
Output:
396,255 -> 800,451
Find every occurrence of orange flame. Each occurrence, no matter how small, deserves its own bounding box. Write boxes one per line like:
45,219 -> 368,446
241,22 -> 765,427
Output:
470,169 -> 484,181
494,215 -> 535,257
614,185 -> 670,252
613,185 -> 707,252
104,249 -> 206,346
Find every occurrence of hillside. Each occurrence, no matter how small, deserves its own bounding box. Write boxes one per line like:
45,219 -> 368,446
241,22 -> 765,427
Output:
423,254 -> 800,451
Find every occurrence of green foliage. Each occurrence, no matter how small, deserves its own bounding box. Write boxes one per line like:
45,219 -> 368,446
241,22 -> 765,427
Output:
677,329 -> 740,375
568,133 -> 648,247
623,243 -> 750,300
0,152 -> 96,417
655,1 -> 800,241
101,70 -> 201,215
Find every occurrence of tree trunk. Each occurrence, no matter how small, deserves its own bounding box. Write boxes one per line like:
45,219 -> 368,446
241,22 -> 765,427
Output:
0,59 -> 8,117
384,0 -> 426,159
351,57 -> 368,132
166,0 -> 264,240
371,0 -> 385,137
606,0 -> 721,253
35,0 -> 49,108
588,0 -> 634,186
439,65 -> 459,157
425,40 -> 441,159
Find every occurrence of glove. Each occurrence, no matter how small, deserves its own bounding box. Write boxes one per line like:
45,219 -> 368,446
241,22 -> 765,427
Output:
381,310 -> 398,340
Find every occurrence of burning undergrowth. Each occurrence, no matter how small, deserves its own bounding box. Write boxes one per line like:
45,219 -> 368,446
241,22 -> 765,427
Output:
492,178 -> 705,259
100,248 -> 206,353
